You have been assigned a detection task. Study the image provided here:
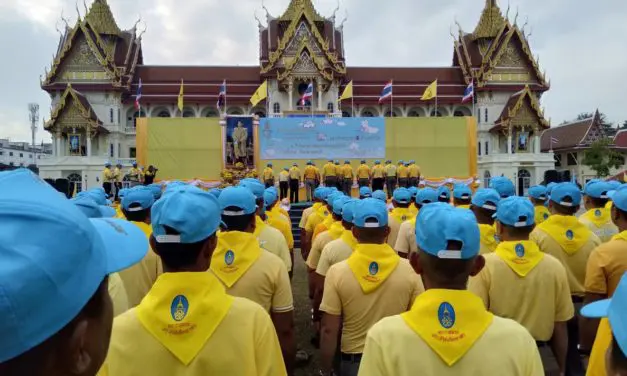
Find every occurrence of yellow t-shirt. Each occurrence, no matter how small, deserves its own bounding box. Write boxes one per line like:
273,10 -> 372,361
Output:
266,212 -> 294,250
304,165 -> 318,180
394,220 -> 417,255
306,230 -> 336,270
341,164 -> 354,179
101,297 -> 286,376
359,311 -> 543,376
305,210 -> 327,233
384,164 -> 397,177
113,167 -> 123,183
117,221 -> 163,307
256,219 -> 292,272
288,167 -> 300,180
531,226 -> 601,296
408,164 -> 421,178
579,209 -> 619,243
371,165 -> 385,178
387,215 -> 404,249
127,167 -> 142,181
357,164 -> 371,179
279,170 -> 289,182
262,167 -> 274,180
468,252 -> 574,341
585,236 -> 627,296
103,168 -> 114,183
322,163 -> 337,177
397,165 -> 409,178
316,236 -> 356,277
320,259 -> 423,353
108,272 -> 129,317
299,206 -> 315,229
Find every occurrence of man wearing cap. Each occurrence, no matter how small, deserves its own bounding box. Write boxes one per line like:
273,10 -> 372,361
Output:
334,160 -> 344,191
469,196 -> 573,375
303,189 -> 333,260
469,188 -> 501,254
387,188 -> 413,248
316,200 -> 358,280
289,163 -> 301,203
490,176 -> 516,198
359,186 -> 372,199
143,165 -> 157,185
342,160 -> 354,196
371,160 -> 385,192
113,162 -> 123,201
311,193 -> 346,244
304,161 -> 318,202
300,187 -> 329,261
453,184 -> 472,209
581,274 -> 627,376
265,189 -> 295,265
103,162 -> 114,197
127,162 -> 143,187
279,167 -> 290,200
323,159 -> 338,189
359,203 -> 543,376
580,181 -> 618,242
384,160 -> 397,199
531,182 -> 601,374
0,169 -> 147,376
437,185 -> 451,204
528,185 -> 551,225
397,160 -> 409,188
263,163 -> 275,189
102,185 -> 287,376
394,187 -> 438,257
319,199 -> 423,376
357,160 -> 371,188
408,160 -> 420,188
580,188 -> 627,375
211,186 -> 295,372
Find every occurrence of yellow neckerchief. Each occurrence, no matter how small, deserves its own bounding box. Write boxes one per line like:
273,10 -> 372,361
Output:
606,201 -> 613,210
312,202 -> 322,212
478,223 -> 498,252
494,240 -> 545,277
534,205 -> 551,224
211,231 -> 262,287
456,204 -> 470,209
136,272 -> 233,365
581,207 -> 612,228
323,214 -> 335,229
401,289 -> 494,367
537,215 -> 591,255
346,243 -> 400,294
611,230 -> 627,242
340,229 -> 358,250
390,207 -> 412,223
409,205 -> 418,217
115,205 -> 125,219
328,221 -> 344,240
253,216 -> 267,238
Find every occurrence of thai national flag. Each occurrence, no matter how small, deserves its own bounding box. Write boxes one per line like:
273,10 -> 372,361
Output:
217,79 -> 227,108
379,81 -> 393,103
300,82 -> 314,105
462,81 -> 474,103
134,78 -> 142,110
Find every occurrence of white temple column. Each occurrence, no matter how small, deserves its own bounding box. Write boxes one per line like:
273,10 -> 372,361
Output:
288,79 -> 294,111
507,134 -> 512,154
534,134 -> 541,153
86,131 -> 92,157
51,135 -> 56,157
317,78 -> 323,111
55,130 -> 62,156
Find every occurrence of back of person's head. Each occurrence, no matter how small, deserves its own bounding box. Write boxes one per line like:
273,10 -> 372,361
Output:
219,187 -> 257,232
549,182 -> 582,215
490,176 -> 516,199
122,187 -> 155,222
72,195 -> 116,219
372,190 -> 387,203
494,196 -> 535,240
610,188 -> 627,227
583,181 -> 612,209
352,198 -> 390,243
359,186 -> 372,199
239,179 -> 265,215
452,184 -> 472,204
341,200 -> 357,229
332,196 -> 351,219
436,186 -> 451,203
393,188 -> 411,208
416,188 -> 438,208
470,188 -> 500,224
0,169 -> 146,375
527,185 -> 548,205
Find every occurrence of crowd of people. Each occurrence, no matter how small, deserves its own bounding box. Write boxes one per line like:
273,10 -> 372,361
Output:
1,167 -> 627,376
101,162 -> 158,199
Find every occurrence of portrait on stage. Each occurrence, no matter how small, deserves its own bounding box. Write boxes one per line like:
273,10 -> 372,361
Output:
69,134 -> 81,155
224,116 -> 254,167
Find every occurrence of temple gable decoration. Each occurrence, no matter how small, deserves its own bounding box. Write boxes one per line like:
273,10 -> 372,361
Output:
491,85 -> 549,135
44,85 -> 106,134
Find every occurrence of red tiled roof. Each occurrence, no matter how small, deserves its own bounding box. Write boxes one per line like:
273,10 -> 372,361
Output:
540,117 -> 594,152
614,130 -> 627,148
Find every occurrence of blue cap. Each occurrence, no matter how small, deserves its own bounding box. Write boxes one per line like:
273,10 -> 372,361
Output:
219,186 -> 257,216
398,160 -> 404,164
71,195 -> 116,218
165,181 -> 187,194
495,196 -> 535,227
546,182 -> 557,194
307,160 -> 312,165
471,188 -> 501,211
453,184 -> 472,200
408,186 -> 418,198
152,185 -> 222,244
607,180 -> 621,190
122,187 -> 155,212
581,273 -> 627,357
375,160 -> 381,164
410,160 -> 416,164
550,182 -> 582,207
79,189 -> 110,206
393,188 -> 412,204
342,200 -> 357,223
416,187 -> 438,205
345,160 -> 350,164
361,160 -> 366,164
335,160 -> 340,164
436,186 -> 451,200
528,185 -> 547,200
314,187 -> 330,200
148,184 -> 163,200
267,163 -> 273,167
239,178 -> 265,199
353,198 -> 389,228
372,190 -> 387,202
332,196 -> 351,216
415,202 -> 480,259
264,188 -> 279,208
326,192 -> 344,206
118,188 -> 129,199
584,181 -> 612,199
209,188 -> 222,198
0,169 -> 147,362
490,177 -> 515,198
359,186 -> 372,198
609,188 -> 627,212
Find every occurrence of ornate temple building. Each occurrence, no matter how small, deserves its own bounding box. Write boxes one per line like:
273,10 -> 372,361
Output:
39,0 -> 554,193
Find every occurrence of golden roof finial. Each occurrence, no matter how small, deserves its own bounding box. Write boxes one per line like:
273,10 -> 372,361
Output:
85,0 -> 121,36
279,0 -> 324,22
473,0 -> 506,40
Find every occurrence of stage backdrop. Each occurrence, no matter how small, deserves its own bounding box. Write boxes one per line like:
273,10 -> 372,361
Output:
259,117 -> 385,160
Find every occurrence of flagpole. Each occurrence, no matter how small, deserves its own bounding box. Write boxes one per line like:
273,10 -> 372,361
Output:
224,80 -> 228,116
471,80 -> 475,122
351,96 -> 354,117
391,89 -> 394,118
311,81 -> 314,119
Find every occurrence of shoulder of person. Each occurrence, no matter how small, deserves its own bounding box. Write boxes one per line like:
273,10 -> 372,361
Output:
489,316 -> 538,346
112,307 -> 140,334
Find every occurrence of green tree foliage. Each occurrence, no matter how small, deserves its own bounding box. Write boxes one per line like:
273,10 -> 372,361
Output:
582,139 -> 624,177
577,112 -> 617,136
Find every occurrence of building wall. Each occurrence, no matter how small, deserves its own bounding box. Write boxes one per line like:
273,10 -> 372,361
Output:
554,150 -> 626,184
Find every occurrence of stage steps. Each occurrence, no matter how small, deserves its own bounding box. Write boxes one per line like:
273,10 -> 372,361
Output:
289,202 -> 312,250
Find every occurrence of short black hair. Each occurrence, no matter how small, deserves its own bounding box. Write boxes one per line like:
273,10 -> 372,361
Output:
611,336 -> 627,372
341,220 -> 353,230
437,197 -> 449,203
331,212 -> 342,221
221,208 -> 255,232
353,219 -> 388,243
394,201 -> 410,208
529,197 -> 546,206
418,242 -> 476,287
122,203 -> 150,222
454,197 -> 471,205
152,226 -> 213,268
587,196 -> 609,208
551,197 -> 579,216
501,223 -> 535,238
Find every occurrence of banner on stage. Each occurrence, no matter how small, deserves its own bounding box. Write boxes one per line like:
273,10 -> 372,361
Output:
259,117 -> 385,160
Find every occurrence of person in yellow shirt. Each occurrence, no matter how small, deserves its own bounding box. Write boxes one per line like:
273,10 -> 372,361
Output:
580,180 -> 618,242
334,160 -> 343,190
342,160 -> 354,196
452,183 -> 472,209
371,160 -> 385,191
387,188 -> 413,248
408,160 -> 420,187
469,196 -> 573,375
309,193 -> 346,257
322,159 -> 337,188
394,187 -> 438,257
127,162 -> 143,187
143,165 -> 157,185
469,188 -> 501,254
384,160 -> 397,199
288,163 -> 301,203
279,167 -> 289,200
113,162 -> 123,201
262,162 -> 275,188
102,185 -> 287,376
397,160 -> 409,188
359,203 -> 544,376
300,187 -> 331,262
102,161 -> 114,197
303,189 -> 334,260
313,162 -> 322,187
316,200 -> 358,278
530,182 -> 602,375
580,187 -> 627,375
356,160 -> 371,188
319,198 -> 424,376
304,161 -> 318,202
528,185 -> 551,224
264,188 -> 295,275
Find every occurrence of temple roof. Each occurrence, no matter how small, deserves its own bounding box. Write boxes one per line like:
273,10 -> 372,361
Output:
540,110 -> 603,151
85,0 -> 121,36
44,85 -> 106,133
491,85 -> 549,132
279,0 -> 325,22
473,0 -> 506,40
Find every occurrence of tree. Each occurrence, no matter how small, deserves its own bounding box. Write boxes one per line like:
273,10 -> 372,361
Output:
582,139 -> 624,177
577,111 -> 617,136
620,120 -> 627,130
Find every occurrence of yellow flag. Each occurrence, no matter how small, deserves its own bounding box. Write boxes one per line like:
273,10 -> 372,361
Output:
339,81 -> 353,101
177,79 -> 184,112
421,79 -> 437,100
250,80 -> 268,107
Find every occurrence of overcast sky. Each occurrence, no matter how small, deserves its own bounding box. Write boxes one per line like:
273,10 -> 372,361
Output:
0,0 -> 626,143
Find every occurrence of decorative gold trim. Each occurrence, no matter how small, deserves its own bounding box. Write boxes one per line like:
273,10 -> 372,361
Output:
45,85 -> 103,132
473,0 -> 506,40
496,85 -> 549,132
279,0 -> 324,22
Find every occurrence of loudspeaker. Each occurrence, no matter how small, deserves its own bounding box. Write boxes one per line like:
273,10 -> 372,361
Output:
543,170 -> 560,185
55,178 -> 70,198
560,170 -> 571,183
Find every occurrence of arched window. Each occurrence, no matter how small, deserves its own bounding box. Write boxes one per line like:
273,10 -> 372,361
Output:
408,110 -> 421,117
454,110 -> 465,117
327,102 -> 334,113
517,169 -> 531,196
204,109 -> 218,117
182,110 -> 195,118
273,103 -> 281,114
362,110 -> 374,117
67,173 -> 82,194
157,110 -> 170,118
342,111 -> 351,118
227,108 -> 243,115
385,110 -> 397,117
430,110 -> 443,117
254,111 -> 266,118
484,108 -> 488,123
109,108 -> 114,123
483,170 -> 491,188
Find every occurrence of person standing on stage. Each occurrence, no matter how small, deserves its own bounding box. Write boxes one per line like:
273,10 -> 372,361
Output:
322,159 -> 337,189
371,160 -> 385,192
289,163 -> 301,203
397,160 -> 409,188
127,162 -> 143,187
408,160 -> 421,187
113,162 -> 123,201
304,161 -> 318,202
279,167 -> 290,200
357,160 -> 371,188
263,163 -> 275,189
143,165 -> 157,185
103,162 -> 114,197
342,160 -> 354,196
313,162 -> 322,188
334,161 -> 343,191
384,160 -> 397,199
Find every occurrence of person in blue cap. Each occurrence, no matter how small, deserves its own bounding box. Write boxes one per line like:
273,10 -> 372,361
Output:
262,163 -> 275,189
356,160 -> 371,189
323,159 -> 338,190
359,203 -> 543,376
334,160 -> 344,191
103,184 -> 287,376
341,160 -> 354,196
387,188 -> 413,249
310,192 -> 346,243
490,176 -> 516,198
302,188 -> 334,261
372,189 -> 387,203
0,169 -> 147,376
316,200 -> 359,279
300,187 -> 329,261
469,188 -> 501,254
279,167 -> 290,200
371,160 -> 385,192
397,160 -> 409,188
359,186 -> 372,199
394,187 -> 438,258
528,185 -> 550,224
531,182 -> 602,375
264,188 -> 295,271
408,160 -> 420,188
319,199 -> 423,376
580,181 -> 618,242
469,196 -> 573,375
452,184 -> 472,208
384,160 -> 397,199
102,161 -> 115,198
304,160 -> 319,201
288,163 -> 301,203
